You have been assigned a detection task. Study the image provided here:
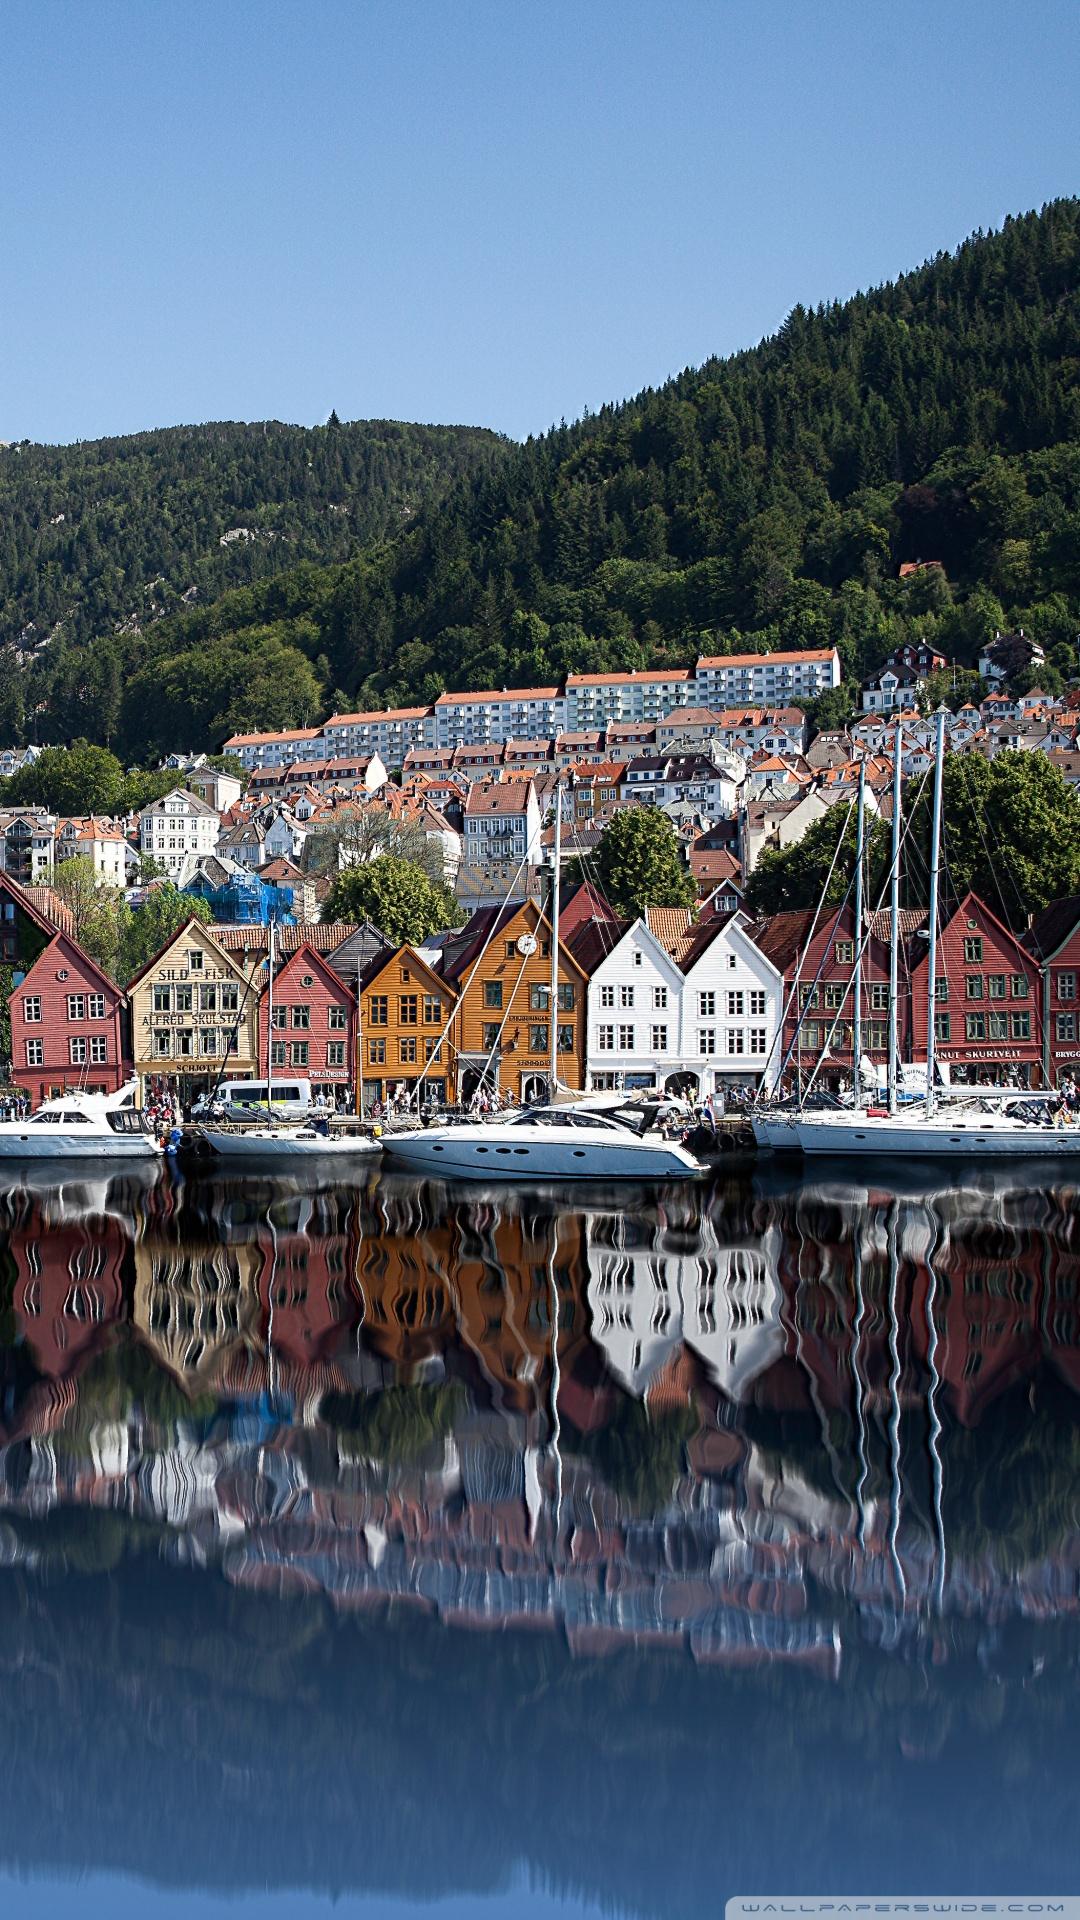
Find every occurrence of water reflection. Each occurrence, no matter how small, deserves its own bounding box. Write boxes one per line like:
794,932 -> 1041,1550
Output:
0,1162 -> 1079,1906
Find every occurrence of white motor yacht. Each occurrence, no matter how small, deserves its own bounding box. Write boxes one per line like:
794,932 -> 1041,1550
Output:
0,1083 -> 159,1161
382,1106 -> 704,1181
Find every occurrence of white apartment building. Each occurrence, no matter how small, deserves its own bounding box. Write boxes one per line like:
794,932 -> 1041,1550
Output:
620,754 -> 739,817
564,669 -> 695,731
586,909 -> 783,1095
220,726 -> 325,771
319,706 -> 437,763
434,687 -> 567,749
139,789 -> 220,879
462,779 -> 543,871
694,648 -> 840,708
0,811 -> 56,885
55,818 -> 133,887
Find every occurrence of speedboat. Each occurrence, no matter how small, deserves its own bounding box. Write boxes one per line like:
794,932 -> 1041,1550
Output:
382,1105 -> 705,1181
0,1083 -> 159,1160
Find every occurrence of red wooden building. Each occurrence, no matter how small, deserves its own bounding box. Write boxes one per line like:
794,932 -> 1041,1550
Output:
749,903 -> 917,1092
910,891 -> 1043,1087
1024,894 -> 1080,1088
10,927 -> 130,1105
256,939 -> 355,1100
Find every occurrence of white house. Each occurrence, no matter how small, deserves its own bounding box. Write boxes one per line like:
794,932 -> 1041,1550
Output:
462,778 -> 542,873
138,788 -> 220,880
585,907 -> 783,1096
55,817 -> 134,887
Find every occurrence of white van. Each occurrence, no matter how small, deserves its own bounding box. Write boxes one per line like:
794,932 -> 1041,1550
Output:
195,1078 -> 314,1119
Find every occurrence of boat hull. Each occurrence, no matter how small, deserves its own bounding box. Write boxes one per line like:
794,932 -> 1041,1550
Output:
793,1115 -> 1080,1158
383,1131 -> 702,1181
199,1128 -> 381,1161
0,1133 -> 158,1160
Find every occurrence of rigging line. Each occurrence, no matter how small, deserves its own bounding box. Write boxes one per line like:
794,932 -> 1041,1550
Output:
470,949 -> 532,1104
761,791 -> 860,1089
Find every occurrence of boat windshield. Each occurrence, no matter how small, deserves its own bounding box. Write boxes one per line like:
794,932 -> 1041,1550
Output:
511,1109 -> 626,1133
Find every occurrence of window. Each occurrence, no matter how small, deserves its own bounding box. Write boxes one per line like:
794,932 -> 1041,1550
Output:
1057,1012 -> 1076,1042
824,983 -> 846,1009
368,1037 -> 386,1065
965,975 -> 984,1000
869,983 -> 888,1012
651,1024 -> 668,1052
291,1040 -> 309,1066
986,974 -> 1006,1000
221,983 -> 239,1013
749,989 -> 767,1016
1010,974 -> 1029,999
66,995 -> 85,1021
271,1004 -> 287,1029
557,983 -> 575,1011
483,980 -> 503,1009
802,1023 -> 820,1049
326,1040 -> 346,1067
987,1011 -> 1008,1040
557,1024 -> 574,1053
1058,971 -> 1077,1002
965,1013 -> 986,1041
87,993 -> 106,1020
835,941 -> 854,964
698,1028 -> 717,1055
290,1004 -> 310,1029
597,1025 -> 615,1051
153,1031 -> 171,1057
482,1023 -> 501,1051
201,1030 -> 220,1056
175,984 -> 193,1013
619,984 -> 634,1008
328,1004 -> 347,1030
727,954 -> 737,970
25,1039 -> 43,1066
728,1028 -> 745,1055
798,985 -> 819,1010
652,985 -> 668,1010
529,983 -> 550,1011
749,1028 -> 767,1054
632,949 -> 643,968
188,949 -> 204,972
153,983 -> 172,1013
22,996 -> 40,1023
1011,1010 -> 1031,1040
399,995 -> 418,1025
698,991 -> 716,1018
175,1032 -> 193,1057
199,984 -> 217,1013
935,976 -> 949,1002
271,1041 -> 287,1066
369,995 -> 388,1025
529,1025 -> 549,1053
964,936 -> 983,963
599,984 -> 615,1009
424,1037 -> 443,1062
89,1035 -> 107,1063
726,990 -> 744,1016
934,1012 -> 951,1042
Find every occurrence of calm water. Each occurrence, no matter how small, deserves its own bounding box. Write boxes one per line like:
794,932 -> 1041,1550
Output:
1,1157 -> 1079,1914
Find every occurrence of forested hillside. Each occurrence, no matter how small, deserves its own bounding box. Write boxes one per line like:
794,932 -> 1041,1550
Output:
9,201 -> 1080,757
0,417 -> 506,739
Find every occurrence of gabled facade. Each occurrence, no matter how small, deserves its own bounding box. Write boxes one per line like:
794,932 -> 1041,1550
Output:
10,931 -> 129,1103
1024,894 -> 1080,1085
355,944 -> 453,1110
585,917 -> 687,1093
441,898 -> 587,1102
138,788 -> 220,880
126,918 -> 262,1101
910,892 -> 1042,1086
257,941 -> 355,1097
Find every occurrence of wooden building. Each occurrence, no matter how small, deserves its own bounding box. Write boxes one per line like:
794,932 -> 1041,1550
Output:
126,918 -> 263,1106
910,891 -> 1043,1087
355,944 -> 453,1110
440,898 -> 587,1104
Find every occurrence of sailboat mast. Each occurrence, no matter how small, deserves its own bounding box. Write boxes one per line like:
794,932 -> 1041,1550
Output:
549,774 -> 562,1096
266,916 -> 276,1117
887,720 -> 903,1116
925,709 -> 947,1120
852,759 -> 866,1107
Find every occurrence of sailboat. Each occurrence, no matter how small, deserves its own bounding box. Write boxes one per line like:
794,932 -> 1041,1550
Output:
383,780 -> 704,1183
789,712 -> 1080,1159
197,920 -> 381,1164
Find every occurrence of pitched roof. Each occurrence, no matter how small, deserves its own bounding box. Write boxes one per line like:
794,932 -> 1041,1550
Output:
1024,894 -> 1080,962
209,923 -> 359,956
696,648 -> 837,669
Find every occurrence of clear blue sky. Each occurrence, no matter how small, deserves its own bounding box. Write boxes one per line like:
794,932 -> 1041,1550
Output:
3,0 -> 1078,446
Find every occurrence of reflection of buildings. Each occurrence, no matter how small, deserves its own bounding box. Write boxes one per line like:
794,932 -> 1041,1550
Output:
586,1210 -> 785,1402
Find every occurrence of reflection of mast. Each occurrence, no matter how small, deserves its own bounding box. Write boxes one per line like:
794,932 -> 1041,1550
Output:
924,1220 -> 947,1612
547,1227 -> 563,1541
851,1217 -> 870,1549
886,1199 -> 907,1604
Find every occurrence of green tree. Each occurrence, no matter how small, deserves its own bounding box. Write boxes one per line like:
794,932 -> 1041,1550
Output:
6,742 -> 126,815
52,857 -> 129,979
322,856 -> 461,944
906,749 -> 1080,922
590,809 -> 696,919
120,886 -> 212,982
745,804 -> 891,916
